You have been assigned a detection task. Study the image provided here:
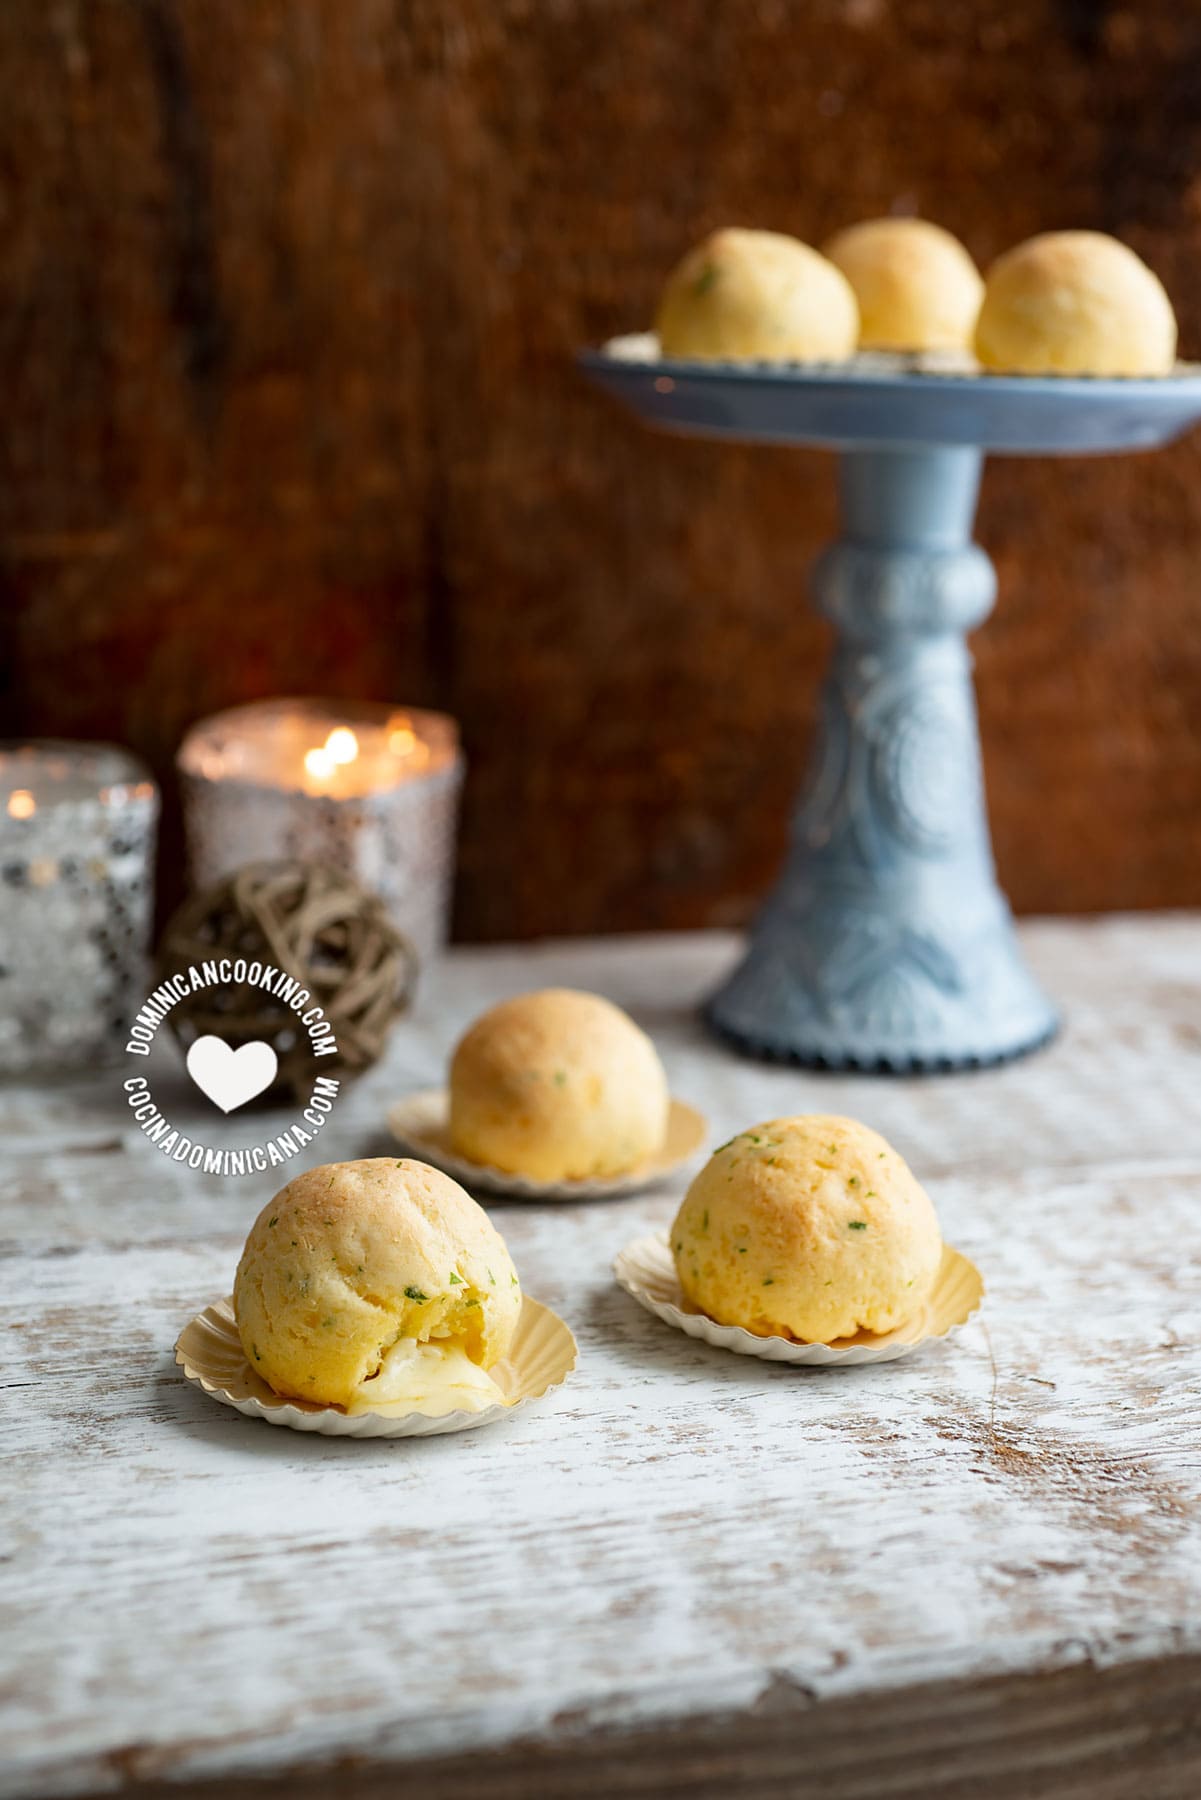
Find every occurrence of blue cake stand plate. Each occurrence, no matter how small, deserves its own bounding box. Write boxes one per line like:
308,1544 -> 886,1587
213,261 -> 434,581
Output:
581,342 -> 1201,1072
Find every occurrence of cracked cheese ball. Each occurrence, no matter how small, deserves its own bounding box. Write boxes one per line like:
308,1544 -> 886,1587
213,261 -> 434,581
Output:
974,231 -> 1177,376
234,1158 -> 521,1414
449,988 -> 669,1181
822,217 -> 983,353
671,1115 -> 941,1342
656,227 -> 858,362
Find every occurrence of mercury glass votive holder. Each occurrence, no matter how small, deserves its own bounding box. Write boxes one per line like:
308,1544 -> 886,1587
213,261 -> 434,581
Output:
177,699 -> 464,968
0,743 -> 159,1075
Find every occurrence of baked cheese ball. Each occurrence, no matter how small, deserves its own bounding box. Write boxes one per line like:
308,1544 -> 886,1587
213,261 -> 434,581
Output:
822,217 -> 983,352
974,230 -> 1177,376
234,1158 -> 521,1415
671,1115 -> 941,1342
449,988 -> 669,1181
656,227 -> 858,362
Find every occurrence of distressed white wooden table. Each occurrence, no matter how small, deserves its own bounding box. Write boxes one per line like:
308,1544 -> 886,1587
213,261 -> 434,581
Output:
3,919 -> 1201,1800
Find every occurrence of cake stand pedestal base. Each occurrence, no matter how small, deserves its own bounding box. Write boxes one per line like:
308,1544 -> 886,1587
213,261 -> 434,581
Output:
582,342 -> 1201,1071
708,445 -> 1057,1070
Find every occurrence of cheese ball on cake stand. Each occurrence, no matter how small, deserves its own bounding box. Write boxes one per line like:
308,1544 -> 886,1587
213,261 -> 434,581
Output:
671,1115 -> 941,1342
449,988 -> 669,1181
975,231 -> 1177,376
823,217 -> 983,354
234,1158 -> 521,1415
582,239 -> 1201,1072
656,227 -> 858,363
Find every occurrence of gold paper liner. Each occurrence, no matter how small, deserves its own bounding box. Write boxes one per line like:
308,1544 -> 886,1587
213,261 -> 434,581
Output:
176,1294 -> 577,1438
386,1089 -> 707,1200
613,1234 -> 983,1366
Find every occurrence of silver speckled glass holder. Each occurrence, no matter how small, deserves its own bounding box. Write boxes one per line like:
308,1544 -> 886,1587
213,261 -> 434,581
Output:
0,742 -> 159,1075
177,700 -> 463,969
581,346 -> 1201,1071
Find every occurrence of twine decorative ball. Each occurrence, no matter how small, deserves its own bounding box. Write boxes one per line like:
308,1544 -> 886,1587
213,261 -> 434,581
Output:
157,862 -> 417,1099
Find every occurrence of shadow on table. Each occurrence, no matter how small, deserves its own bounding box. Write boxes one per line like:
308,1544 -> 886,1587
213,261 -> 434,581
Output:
153,1353 -> 519,1463
583,1281 -> 907,1394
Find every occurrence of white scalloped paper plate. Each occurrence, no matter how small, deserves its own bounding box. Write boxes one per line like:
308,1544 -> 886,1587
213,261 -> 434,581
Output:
613,1234 -> 984,1366
601,333 -> 985,377
386,1089 -> 707,1200
176,1295 -> 577,1438
601,333 -> 1201,383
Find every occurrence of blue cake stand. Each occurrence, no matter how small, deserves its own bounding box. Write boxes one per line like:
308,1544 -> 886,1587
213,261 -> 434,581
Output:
581,344 -> 1201,1071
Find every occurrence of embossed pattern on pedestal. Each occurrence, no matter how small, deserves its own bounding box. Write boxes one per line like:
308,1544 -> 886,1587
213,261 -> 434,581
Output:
709,446 -> 1056,1069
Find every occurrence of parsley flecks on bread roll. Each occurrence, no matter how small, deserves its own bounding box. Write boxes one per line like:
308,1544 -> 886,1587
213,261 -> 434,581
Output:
449,988 -> 669,1181
234,1158 -> 521,1414
974,230 -> 1177,376
823,217 -> 983,353
656,228 -> 858,363
671,1115 -> 941,1343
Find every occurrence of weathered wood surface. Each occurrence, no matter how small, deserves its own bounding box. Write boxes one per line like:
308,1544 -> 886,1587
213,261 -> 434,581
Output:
3,2 -> 1201,936
3,917 -> 1201,1797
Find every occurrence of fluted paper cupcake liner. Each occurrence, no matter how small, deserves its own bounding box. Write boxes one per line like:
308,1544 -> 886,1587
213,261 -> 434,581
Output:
614,1233 -> 983,1366
387,1089 -> 707,1201
176,1294 -> 577,1438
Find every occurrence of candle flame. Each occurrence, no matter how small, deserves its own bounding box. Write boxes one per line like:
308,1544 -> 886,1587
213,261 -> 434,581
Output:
326,726 -> 359,765
304,727 -> 360,783
7,790 -> 35,820
389,724 -> 416,755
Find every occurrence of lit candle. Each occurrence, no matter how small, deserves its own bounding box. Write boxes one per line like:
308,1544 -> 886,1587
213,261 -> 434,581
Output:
177,700 -> 463,966
0,742 -> 159,1074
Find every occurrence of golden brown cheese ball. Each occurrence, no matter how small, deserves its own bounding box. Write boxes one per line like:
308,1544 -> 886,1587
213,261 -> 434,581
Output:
671,1115 -> 941,1342
656,227 -> 858,362
822,217 -> 983,353
234,1158 -> 521,1413
449,988 -> 669,1181
974,230 -> 1177,376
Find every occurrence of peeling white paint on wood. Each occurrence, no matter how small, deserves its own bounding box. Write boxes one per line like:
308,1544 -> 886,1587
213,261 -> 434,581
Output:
2,917 -> 1201,1797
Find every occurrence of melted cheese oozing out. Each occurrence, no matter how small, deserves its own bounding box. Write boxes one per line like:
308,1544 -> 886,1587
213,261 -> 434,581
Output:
349,1337 -> 507,1417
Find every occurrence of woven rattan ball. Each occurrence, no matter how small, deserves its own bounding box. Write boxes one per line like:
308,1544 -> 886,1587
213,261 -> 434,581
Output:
157,863 -> 417,1100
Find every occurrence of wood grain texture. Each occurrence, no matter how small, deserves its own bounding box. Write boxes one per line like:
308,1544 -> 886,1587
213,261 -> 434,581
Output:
1,3 -> 1201,939
39,1659 -> 1201,1800
3,918 -> 1201,1797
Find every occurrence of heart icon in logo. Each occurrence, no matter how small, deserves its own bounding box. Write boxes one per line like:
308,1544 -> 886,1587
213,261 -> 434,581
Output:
186,1036 -> 279,1114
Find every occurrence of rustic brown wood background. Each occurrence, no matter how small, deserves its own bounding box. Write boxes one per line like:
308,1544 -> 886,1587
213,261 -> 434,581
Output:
2,0 -> 1200,940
